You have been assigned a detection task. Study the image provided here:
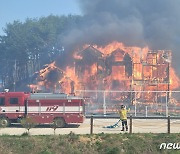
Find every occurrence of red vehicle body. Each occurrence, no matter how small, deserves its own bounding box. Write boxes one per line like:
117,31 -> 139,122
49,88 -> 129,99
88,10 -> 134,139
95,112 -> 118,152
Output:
0,92 -> 85,127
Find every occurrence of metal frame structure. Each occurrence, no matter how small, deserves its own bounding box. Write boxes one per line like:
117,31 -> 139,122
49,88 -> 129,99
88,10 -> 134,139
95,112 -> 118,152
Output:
76,90 -> 180,117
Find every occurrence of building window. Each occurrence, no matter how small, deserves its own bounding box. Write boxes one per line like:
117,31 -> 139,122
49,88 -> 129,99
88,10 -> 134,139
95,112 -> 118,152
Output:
0,97 -> 5,106
10,98 -> 18,104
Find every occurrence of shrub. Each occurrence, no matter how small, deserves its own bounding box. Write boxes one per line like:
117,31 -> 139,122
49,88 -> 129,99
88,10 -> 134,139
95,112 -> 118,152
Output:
67,131 -> 79,142
20,117 -> 36,135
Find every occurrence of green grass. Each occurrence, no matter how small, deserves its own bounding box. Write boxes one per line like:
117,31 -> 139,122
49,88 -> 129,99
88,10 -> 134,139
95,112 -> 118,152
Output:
0,133 -> 179,154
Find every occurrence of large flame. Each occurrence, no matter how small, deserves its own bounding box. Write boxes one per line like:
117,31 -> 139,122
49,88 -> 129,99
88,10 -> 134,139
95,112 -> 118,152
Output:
30,41 -> 179,96
170,68 -> 180,89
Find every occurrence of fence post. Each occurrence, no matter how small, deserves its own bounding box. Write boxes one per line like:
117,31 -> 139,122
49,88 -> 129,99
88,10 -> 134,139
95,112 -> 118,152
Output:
129,115 -> 132,134
145,106 -> 148,117
90,116 -> 93,135
134,92 -> 137,116
103,91 -> 106,115
166,92 -> 169,117
167,115 -> 170,134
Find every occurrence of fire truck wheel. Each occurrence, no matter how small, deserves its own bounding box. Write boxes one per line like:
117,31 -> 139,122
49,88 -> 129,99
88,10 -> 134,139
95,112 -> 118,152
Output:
53,117 -> 65,128
0,117 -> 10,127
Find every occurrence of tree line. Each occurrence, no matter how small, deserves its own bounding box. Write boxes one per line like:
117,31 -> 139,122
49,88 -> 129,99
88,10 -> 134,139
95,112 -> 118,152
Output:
0,15 -> 82,91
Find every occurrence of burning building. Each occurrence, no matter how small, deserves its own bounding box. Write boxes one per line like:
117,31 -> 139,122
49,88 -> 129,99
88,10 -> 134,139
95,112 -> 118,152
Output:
30,41 -> 180,109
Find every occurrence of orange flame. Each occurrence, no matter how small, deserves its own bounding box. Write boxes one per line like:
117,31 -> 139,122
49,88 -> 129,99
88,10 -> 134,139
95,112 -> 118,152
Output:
31,41 -> 179,96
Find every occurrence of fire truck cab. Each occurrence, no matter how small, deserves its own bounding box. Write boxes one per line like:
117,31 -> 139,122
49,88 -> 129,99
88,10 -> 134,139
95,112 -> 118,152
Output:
0,92 -> 85,127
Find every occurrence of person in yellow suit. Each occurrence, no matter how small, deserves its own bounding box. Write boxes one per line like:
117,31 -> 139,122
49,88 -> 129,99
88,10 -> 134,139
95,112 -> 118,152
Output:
118,105 -> 130,131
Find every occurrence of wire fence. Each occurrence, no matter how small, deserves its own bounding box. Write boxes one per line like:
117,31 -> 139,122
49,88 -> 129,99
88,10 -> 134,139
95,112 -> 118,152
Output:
0,116 -> 179,135
87,115 -> 180,134
76,90 -> 180,117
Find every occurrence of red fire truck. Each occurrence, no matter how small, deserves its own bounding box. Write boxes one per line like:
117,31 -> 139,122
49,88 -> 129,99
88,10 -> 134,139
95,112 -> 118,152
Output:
0,92 -> 85,127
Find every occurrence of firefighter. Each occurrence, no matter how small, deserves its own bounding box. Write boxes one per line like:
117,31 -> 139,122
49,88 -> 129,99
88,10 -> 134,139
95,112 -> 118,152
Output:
118,105 -> 130,131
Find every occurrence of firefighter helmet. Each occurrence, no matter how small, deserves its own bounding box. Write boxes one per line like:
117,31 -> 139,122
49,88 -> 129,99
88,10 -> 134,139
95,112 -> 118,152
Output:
121,105 -> 125,109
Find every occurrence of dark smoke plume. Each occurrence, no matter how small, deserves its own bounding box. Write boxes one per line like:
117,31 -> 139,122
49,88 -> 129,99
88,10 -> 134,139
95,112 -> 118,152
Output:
62,0 -> 180,74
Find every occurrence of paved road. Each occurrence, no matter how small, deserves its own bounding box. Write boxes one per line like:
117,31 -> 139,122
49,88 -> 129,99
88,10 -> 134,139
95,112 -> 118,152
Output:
0,119 -> 179,135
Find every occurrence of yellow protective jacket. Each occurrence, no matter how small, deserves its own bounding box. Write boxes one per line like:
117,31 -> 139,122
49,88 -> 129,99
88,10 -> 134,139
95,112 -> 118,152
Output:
119,108 -> 130,120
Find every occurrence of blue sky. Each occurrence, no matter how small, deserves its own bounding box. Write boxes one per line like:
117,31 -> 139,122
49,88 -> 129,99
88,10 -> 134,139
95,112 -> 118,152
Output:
0,0 -> 81,35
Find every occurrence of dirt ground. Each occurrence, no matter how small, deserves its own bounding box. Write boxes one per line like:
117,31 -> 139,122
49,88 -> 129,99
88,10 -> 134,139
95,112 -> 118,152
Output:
0,119 -> 179,135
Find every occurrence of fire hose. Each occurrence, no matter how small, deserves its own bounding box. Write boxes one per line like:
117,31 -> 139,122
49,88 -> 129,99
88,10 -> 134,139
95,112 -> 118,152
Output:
103,119 -> 121,128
